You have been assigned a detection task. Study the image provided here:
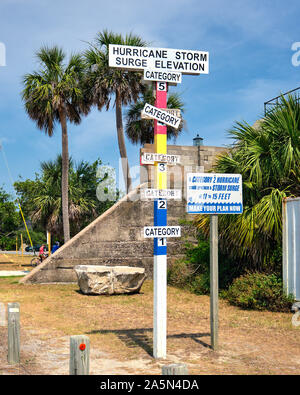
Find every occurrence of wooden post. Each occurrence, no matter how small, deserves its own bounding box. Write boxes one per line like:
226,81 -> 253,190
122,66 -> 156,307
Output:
69,335 -> 90,375
47,231 -> 51,256
210,214 -> 219,351
0,302 -> 6,327
162,363 -> 188,375
7,302 -> 20,364
21,234 -> 23,259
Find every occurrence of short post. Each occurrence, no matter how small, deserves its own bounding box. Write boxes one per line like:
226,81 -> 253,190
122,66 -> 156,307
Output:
21,234 -> 23,259
0,302 -> 6,327
162,363 -> 188,375
7,302 -> 20,364
210,214 -> 219,351
69,335 -> 90,375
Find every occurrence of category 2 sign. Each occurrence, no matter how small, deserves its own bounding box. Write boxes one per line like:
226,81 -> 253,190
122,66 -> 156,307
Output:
186,173 -> 243,214
109,45 -> 209,75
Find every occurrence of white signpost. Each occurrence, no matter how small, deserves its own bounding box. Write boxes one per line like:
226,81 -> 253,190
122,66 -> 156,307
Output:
109,42 -> 209,359
186,173 -> 243,350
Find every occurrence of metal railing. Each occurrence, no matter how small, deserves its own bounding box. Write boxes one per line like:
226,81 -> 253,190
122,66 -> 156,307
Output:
264,86 -> 300,115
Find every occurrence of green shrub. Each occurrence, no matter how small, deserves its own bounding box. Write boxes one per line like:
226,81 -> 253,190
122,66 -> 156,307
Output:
226,272 -> 294,312
168,238 -> 243,295
167,259 -> 192,288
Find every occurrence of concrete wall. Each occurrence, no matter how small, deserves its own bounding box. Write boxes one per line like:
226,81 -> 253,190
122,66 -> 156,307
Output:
140,143 -> 227,190
21,143 -> 226,284
21,184 -> 196,284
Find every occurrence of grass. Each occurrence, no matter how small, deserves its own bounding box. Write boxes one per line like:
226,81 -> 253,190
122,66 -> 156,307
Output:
0,272 -> 299,375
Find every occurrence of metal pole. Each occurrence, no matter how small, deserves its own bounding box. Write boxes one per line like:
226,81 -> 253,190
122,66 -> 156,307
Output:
210,214 -> 218,350
153,81 -> 168,359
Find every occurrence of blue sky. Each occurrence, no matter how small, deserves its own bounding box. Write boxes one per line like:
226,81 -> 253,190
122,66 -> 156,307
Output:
1,0 -> 300,195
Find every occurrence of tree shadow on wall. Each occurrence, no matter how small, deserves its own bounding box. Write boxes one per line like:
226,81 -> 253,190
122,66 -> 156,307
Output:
87,328 -> 211,356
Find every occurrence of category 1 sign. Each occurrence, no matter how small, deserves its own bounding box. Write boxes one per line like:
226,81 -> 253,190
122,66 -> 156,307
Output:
141,103 -> 181,129
109,44 -> 209,75
186,173 -> 243,214
143,226 -> 181,238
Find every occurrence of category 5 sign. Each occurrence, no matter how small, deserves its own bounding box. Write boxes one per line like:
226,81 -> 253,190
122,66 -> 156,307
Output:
187,173 -> 243,214
109,44 -> 209,75
143,69 -> 182,84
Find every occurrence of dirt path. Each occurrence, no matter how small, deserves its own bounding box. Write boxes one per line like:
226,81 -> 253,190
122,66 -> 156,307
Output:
0,277 -> 299,375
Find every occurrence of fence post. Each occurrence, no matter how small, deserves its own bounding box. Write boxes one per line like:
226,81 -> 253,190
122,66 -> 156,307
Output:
162,363 -> 188,375
0,302 -> 6,326
69,335 -> 90,375
7,302 -> 20,364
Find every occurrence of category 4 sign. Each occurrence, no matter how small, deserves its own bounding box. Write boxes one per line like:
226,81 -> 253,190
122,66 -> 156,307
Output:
186,173 -> 243,214
141,103 -> 181,129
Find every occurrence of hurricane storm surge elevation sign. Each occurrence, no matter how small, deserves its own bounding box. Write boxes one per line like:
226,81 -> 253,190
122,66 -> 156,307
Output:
187,173 -> 243,214
109,45 -> 209,75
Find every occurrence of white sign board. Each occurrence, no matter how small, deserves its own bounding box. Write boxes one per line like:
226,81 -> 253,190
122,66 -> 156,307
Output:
141,189 -> 182,200
141,103 -> 181,129
144,226 -> 181,238
141,108 -> 181,120
141,152 -> 181,165
187,173 -> 243,214
143,69 -> 182,84
109,44 -> 209,75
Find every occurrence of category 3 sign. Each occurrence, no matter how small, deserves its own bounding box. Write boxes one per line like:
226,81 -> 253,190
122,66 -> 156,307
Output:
186,173 -> 243,214
109,45 -> 209,75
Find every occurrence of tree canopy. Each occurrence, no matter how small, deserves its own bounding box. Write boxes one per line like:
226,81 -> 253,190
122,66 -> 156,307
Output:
195,94 -> 300,272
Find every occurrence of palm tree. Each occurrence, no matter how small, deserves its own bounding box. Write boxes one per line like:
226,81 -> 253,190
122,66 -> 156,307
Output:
84,30 -> 147,193
30,155 -> 103,238
195,94 -> 300,271
22,46 -> 89,242
125,85 -> 185,145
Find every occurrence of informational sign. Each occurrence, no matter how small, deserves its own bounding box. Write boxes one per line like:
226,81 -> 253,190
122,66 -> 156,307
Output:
141,152 -> 181,165
141,188 -> 182,200
141,103 -> 181,129
141,108 -> 181,121
109,44 -> 209,75
186,173 -> 243,214
144,226 -> 181,238
143,69 -> 182,84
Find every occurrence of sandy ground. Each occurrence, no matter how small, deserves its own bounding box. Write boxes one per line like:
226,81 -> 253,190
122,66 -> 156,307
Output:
0,254 -> 299,375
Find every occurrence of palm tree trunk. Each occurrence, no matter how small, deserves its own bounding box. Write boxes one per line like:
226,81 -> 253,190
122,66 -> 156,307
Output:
115,90 -> 132,194
59,107 -> 70,243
